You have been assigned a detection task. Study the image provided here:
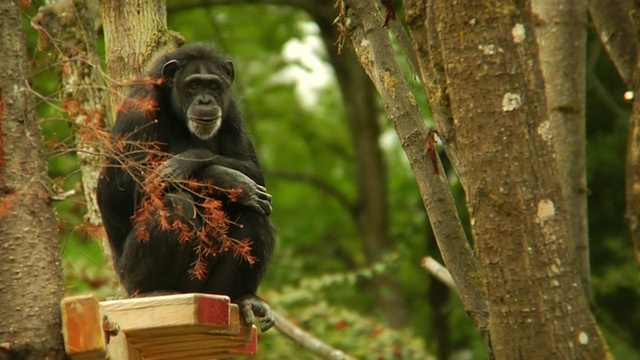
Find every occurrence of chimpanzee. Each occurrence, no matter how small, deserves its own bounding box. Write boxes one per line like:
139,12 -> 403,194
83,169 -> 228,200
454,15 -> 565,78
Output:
96,43 -> 276,331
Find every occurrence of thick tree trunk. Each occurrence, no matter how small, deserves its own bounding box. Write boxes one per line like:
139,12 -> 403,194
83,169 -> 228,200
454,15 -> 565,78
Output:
97,0 -> 182,277
429,0 -> 608,357
532,0 -> 591,300
98,0 -> 183,120
0,2 -> 65,359
340,0 -> 489,335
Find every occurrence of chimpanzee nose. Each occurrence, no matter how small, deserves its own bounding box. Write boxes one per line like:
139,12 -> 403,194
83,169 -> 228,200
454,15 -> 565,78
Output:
197,95 -> 212,105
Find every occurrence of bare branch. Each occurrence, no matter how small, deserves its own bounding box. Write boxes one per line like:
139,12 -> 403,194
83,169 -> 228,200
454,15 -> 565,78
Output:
51,189 -> 79,202
588,0 -> 638,87
267,170 -> 356,215
421,256 -> 456,289
274,310 -> 355,360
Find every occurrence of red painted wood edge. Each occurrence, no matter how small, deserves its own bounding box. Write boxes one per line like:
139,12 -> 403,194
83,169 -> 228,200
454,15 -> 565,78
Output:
196,295 -> 230,326
229,326 -> 258,355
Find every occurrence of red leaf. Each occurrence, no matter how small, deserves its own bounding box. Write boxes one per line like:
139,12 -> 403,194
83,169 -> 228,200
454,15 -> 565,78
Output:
0,193 -> 18,221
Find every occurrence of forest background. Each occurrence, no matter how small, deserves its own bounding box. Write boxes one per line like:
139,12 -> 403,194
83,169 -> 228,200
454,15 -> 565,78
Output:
2,0 -> 639,359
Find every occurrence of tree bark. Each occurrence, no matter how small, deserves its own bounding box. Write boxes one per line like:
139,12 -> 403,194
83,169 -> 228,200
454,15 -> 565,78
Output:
532,0 -> 591,299
589,0 -> 640,273
31,0 -> 126,295
32,0 -> 105,227
0,2 -> 65,359
588,0 -> 637,88
312,10 -> 409,329
428,0 -> 609,357
339,0 -> 489,335
99,0 -> 183,120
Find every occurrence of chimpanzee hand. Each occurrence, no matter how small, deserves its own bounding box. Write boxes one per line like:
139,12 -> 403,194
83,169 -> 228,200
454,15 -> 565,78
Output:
199,165 -> 272,216
238,295 -> 275,332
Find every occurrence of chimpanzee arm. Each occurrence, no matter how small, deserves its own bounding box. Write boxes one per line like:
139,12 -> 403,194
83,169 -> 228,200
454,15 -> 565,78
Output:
197,164 -> 272,215
158,148 -> 219,181
159,149 -> 272,215
159,147 -> 258,182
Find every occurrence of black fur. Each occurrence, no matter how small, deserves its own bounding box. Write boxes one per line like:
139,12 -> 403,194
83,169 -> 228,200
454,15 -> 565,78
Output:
97,43 -> 276,331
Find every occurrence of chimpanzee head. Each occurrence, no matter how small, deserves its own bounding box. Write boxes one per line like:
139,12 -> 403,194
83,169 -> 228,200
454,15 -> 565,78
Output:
161,53 -> 235,140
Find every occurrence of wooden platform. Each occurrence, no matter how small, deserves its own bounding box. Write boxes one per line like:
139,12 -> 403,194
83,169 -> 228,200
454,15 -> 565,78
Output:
61,293 -> 257,359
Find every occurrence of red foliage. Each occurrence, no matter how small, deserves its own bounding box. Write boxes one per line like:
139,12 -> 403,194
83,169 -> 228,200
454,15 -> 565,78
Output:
0,193 -> 18,221
109,131 -> 256,281
131,76 -> 165,89
75,223 -> 105,240
63,100 -> 81,117
18,0 -> 32,10
117,95 -> 159,119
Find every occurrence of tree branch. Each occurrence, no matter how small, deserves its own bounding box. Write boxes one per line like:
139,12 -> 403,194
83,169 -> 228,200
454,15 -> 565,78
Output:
588,0 -> 638,87
421,256 -> 456,289
267,170 -> 356,216
532,0 -> 591,300
274,310 -> 355,360
403,0 -> 465,187
338,0 -> 488,333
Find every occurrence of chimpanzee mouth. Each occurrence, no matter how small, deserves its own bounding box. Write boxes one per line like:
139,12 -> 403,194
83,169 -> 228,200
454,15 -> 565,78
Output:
190,117 -> 220,125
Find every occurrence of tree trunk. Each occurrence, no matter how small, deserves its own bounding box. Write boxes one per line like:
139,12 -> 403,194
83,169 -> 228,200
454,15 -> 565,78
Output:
31,0 -> 126,294
98,0 -> 183,120
429,0 -> 608,357
0,2 -> 65,359
97,0 -> 182,278
589,0 -> 640,272
32,0 -> 106,227
532,0 -> 591,300
340,0 -> 489,335
312,11 -> 409,328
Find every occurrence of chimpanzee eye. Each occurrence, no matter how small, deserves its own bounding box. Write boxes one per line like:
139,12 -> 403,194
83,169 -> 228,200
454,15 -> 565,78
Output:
188,82 -> 199,92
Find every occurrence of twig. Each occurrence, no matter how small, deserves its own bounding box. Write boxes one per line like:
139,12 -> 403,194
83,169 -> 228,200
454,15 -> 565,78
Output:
421,256 -> 456,289
51,189 -> 78,201
274,310 -> 355,360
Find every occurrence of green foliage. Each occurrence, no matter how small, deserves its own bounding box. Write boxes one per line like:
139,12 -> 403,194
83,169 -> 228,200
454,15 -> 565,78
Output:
259,261 -> 432,359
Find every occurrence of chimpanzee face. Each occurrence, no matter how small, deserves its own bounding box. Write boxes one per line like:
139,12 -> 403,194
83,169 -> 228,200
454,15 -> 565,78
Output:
162,59 -> 235,140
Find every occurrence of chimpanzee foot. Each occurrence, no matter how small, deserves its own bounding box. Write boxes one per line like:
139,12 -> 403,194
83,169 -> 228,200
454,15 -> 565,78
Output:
238,295 -> 275,332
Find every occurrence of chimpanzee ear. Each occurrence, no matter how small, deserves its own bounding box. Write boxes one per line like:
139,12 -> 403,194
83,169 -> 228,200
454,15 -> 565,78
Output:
222,60 -> 235,83
161,59 -> 179,80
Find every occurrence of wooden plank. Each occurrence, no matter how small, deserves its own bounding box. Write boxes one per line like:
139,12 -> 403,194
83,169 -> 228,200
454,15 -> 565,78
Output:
127,324 -> 252,353
61,295 -> 140,360
138,327 -> 257,360
123,303 -> 242,340
101,293 -> 232,331
61,295 -> 106,359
